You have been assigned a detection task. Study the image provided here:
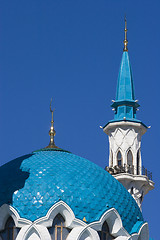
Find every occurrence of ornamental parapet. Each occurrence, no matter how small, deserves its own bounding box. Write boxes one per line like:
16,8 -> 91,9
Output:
105,164 -> 153,181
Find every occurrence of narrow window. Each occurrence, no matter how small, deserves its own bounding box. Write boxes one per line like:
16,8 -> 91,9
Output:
127,150 -> 133,166
98,222 -> 114,240
117,151 -> 122,166
137,150 -> 140,175
48,214 -> 70,240
0,217 -> 19,240
110,151 -> 113,167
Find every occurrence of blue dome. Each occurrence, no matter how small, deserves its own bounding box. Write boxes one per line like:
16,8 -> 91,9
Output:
0,149 -> 143,233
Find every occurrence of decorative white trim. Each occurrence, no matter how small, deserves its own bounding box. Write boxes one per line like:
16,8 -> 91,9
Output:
34,201 -> 75,228
137,222 -> 149,240
124,222 -> 149,240
105,124 -> 143,171
0,204 -> 31,230
66,226 -> 99,240
0,202 -> 149,240
16,224 -> 51,240
87,208 -> 129,238
104,121 -> 147,136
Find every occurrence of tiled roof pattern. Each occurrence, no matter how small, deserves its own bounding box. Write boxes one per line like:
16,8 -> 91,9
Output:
116,51 -> 135,101
0,150 -> 143,233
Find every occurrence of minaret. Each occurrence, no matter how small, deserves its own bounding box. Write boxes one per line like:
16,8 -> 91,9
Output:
103,19 -> 154,209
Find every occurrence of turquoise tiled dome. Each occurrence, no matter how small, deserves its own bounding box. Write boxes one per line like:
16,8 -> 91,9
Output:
0,149 -> 143,234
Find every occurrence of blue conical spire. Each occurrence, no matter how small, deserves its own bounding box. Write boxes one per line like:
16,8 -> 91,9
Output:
116,51 -> 135,101
110,19 -> 141,123
111,51 -> 139,121
103,19 -> 147,129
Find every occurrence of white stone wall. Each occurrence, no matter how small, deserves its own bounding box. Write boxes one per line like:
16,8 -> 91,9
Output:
104,121 -> 147,175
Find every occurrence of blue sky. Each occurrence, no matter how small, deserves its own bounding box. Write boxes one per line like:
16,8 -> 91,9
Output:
0,0 -> 159,238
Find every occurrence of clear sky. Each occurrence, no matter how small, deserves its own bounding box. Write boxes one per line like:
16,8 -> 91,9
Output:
0,0 -> 159,239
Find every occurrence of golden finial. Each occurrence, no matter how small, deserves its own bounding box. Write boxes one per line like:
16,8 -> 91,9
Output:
46,98 -> 58,148
83,217 -> 87,222
123,16 -> 128,52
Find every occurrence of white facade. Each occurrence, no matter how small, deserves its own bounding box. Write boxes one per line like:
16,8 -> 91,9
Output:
0,202 -> 149,240
104,121 -> 154,208
104,121 -> 146,173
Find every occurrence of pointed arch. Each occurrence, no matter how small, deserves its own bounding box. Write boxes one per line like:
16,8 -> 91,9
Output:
25,230 -> 40,240
35,201 -> 75,228
16,225 -> 51,240
98,221 -> 114,240
88,208 -> 124,236
117,150 -> 122,167
127,149 -> 133,166
23,225 -> 42,240
0,204 -> 31,230
68,227 -> 99,240
0,205 -> 19,230
48,214 -> 70,240
0,216 -> 20,240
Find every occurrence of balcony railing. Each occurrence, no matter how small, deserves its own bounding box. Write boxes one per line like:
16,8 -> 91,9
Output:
105,164 -> 153,181
142,166 -> 153,181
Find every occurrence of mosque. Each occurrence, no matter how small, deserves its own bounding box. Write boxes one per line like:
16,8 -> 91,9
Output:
0,20 -> 154,240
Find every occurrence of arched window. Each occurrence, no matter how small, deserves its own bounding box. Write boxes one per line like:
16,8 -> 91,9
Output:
127,150 -> 133,166
137,150 -> 140,175
48,214 -> 70,240
98,222 -> 114,240
110,151 -> 113,167
117,151 -> 122,166
0,217 -> 19,240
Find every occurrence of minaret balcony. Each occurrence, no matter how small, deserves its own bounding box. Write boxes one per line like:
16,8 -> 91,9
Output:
105,164 -> 153,181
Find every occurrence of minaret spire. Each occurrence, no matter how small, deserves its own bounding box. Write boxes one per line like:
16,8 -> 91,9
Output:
46,98 -> 58,149
109,18 -> 140,122
103,19 -> 154,209
123,17 -> 128,52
